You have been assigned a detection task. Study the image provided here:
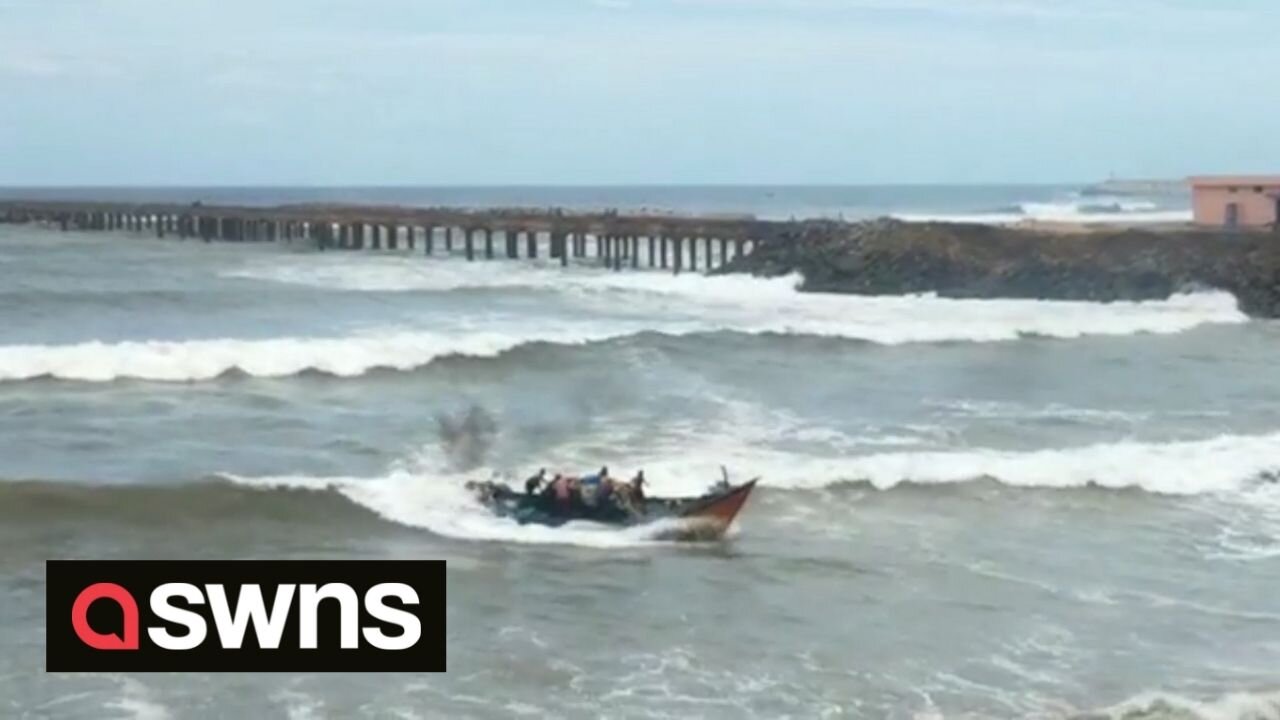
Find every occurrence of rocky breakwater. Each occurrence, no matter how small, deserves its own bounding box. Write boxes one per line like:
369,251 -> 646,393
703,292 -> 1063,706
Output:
720,219 -> 1280,318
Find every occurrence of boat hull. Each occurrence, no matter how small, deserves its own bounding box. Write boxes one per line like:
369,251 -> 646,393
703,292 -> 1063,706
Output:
470,479 -> 759,538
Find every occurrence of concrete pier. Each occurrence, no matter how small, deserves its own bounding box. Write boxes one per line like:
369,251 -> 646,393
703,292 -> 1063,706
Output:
0,200 -> 769,274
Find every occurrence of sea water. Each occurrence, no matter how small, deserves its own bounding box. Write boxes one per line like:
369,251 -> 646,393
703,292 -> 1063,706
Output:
1,186 -> 1276,720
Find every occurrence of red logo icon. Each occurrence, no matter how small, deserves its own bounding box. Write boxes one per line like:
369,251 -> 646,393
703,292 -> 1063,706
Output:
70,582 -> 139,651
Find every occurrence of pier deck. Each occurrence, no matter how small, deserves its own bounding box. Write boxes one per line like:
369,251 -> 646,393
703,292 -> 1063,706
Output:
0,200 -> 781,273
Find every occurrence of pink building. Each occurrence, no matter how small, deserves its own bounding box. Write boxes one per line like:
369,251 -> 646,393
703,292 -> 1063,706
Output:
1189,175 -> 1280,229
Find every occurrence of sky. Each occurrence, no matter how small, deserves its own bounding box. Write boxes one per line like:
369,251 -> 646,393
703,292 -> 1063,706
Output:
0,0 -> 1278,185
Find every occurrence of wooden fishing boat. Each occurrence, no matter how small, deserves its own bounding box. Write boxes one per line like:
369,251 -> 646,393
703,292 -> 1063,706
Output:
465,472 -> 759,539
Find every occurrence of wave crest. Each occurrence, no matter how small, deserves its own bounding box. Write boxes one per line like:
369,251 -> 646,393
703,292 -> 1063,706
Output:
0,288 -> 1246,383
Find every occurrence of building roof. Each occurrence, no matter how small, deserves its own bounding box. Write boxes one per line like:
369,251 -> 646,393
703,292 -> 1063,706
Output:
1188,175 -> 1280,188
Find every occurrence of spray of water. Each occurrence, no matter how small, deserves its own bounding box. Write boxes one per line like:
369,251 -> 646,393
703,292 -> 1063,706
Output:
434,403 -> 499,471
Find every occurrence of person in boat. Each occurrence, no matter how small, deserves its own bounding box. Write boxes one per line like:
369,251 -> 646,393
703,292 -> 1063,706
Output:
579,466 -> 608,486
577,466 -> 608,507
547,473 -> 574,510
631,470 -> 647,503
525,468 -> 547,495
610,475 -> 646,519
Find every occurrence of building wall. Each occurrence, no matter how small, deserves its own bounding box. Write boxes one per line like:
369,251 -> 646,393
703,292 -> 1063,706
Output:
1192,184 -> 1280,227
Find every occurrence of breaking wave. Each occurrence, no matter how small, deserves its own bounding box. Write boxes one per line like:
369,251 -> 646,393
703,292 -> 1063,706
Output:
2,425 -> 1276,548
895,195 -> 1192,225
1077,688 -> 1280,720
0,285 -> 1246,382
0,326 -> 626,382
533,428 -> 1280,497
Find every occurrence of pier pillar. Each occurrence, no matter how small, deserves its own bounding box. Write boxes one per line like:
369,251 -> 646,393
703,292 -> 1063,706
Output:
673,237 -> 683,275
352,223 -> 365,249
551,231 -> 567,266
735,238 -> 745,260
405,226 -> 414,250
424,226 -> 434,255
465,228 -> 475,261
369,224 -> 381,250
484,228 -> 494,259
504,230 -> 516,259
446,227 -> 455,253
527,230 -> 537,259
631,236 -> 639,268
156,216 -> 165,238
387,224 -> 398,250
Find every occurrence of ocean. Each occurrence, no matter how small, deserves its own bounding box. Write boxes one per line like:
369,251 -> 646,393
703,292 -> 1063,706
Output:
2,185 -> 1277,720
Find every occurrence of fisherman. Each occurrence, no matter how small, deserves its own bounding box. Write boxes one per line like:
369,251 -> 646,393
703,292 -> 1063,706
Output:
550,473 -> 573,510
580,466 -> 608,486
598,474 -> 614,507
631,470 -> 647,505
525,468 -> 547,495
577,466 -> 608,507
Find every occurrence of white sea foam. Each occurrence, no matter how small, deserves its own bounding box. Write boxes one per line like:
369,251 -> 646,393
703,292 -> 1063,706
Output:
896,196 -> 1191,226
572,430 -> 1280,496
224,468 -> 705,549
1089,688 -> 1280,720
223,424 -> 1280,548
0,325 -> 627,382
105,678 -> 172,720
0,266 -> 1246,383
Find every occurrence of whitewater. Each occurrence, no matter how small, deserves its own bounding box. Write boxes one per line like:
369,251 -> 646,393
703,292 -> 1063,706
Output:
0,254 -> 1248,382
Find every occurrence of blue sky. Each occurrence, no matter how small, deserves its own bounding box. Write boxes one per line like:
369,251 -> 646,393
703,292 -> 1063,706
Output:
1,0 -> 1277,185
